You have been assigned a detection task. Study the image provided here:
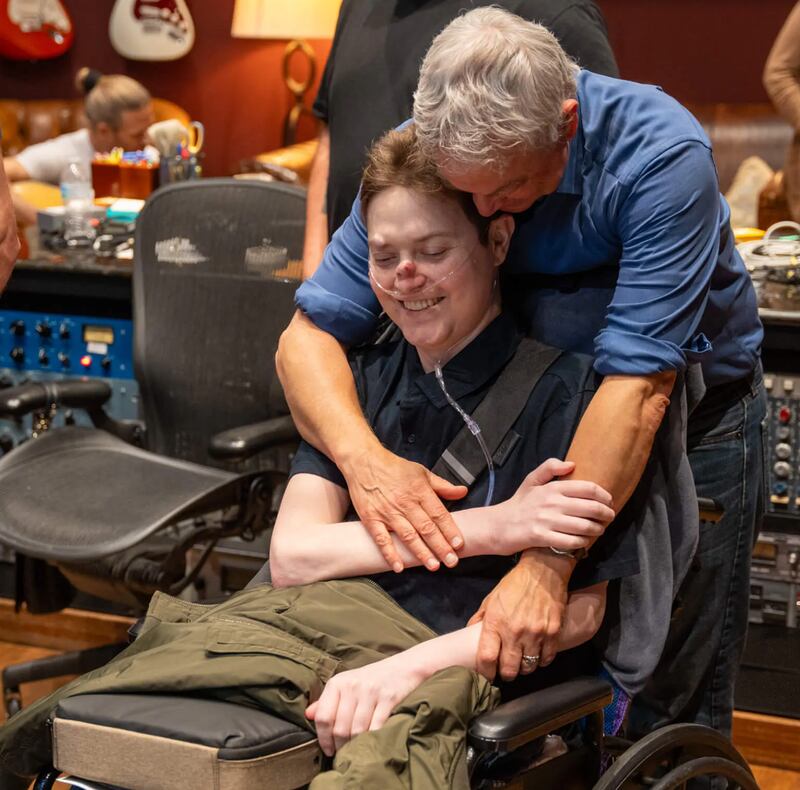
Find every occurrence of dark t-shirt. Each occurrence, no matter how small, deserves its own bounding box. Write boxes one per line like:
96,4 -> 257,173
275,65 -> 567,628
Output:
290,313 -> 639,635
314,0 -> 620,237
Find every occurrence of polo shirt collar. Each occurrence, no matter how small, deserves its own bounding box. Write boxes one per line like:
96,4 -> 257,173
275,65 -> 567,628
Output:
412,312 -> 522,407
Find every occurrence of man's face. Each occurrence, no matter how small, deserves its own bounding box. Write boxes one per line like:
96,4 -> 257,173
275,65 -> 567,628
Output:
112,103 -> 156,150
439,143 -> 569,216
437,98 -> 579,216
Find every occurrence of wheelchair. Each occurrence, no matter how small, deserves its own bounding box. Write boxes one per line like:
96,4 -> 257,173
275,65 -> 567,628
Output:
27,663 -> 757,789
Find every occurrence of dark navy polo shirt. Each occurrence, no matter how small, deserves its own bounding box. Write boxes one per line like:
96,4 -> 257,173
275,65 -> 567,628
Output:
296,71 -> 763,388
290,313 -> 639,635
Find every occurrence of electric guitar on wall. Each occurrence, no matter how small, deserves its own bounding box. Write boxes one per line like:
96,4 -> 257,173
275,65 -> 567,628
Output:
109,0 -> 195,61
0,0 -> 74,60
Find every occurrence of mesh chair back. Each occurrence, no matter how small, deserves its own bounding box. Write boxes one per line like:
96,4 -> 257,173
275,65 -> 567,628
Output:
133,179 -> 305,468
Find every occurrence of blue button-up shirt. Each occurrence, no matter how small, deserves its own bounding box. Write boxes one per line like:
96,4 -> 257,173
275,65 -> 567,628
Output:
297,71 -> 763,387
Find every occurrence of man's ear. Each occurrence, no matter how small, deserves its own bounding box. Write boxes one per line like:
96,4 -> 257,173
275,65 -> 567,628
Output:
562,99 -> 579,142
488,214 -> 515,267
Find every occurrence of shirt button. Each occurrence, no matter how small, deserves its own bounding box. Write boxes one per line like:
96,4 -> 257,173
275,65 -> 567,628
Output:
406,434 -> 416,444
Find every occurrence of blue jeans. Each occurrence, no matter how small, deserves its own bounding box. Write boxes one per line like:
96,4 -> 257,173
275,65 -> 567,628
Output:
629,364 -> 767,738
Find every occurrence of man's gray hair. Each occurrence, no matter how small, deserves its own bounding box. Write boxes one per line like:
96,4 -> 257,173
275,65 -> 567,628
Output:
413,7 -> 578,169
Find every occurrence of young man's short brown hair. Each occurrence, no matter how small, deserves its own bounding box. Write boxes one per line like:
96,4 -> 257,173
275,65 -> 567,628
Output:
360,125 -> 492,243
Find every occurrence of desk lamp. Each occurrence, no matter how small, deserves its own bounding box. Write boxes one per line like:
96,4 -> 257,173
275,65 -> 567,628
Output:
231,0 -> 341,146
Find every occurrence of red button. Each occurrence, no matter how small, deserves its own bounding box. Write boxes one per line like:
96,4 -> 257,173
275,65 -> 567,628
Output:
80,355 -> 92,368
779,406 -> 792,423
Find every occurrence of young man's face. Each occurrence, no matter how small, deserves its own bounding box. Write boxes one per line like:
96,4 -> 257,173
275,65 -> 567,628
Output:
366,186 -> 512,367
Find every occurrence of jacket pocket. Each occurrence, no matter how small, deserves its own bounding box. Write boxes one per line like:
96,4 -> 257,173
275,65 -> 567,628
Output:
205,617 -> 340,681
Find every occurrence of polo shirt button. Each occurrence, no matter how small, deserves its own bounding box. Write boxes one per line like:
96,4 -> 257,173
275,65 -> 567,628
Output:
406,434 -> 416,444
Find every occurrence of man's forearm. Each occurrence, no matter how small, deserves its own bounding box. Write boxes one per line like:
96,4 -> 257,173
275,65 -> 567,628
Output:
518,371 -> 674,563
301,127 -> 330,279
276,310 -> 380,466
400,585 -> 606,680
564,372 -> 675,508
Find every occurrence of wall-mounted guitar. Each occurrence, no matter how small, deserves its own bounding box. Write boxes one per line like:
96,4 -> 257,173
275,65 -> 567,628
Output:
0,0 -> 74,60
109,0 -> 195,61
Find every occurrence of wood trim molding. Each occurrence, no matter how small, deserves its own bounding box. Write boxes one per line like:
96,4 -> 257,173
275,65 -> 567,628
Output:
733,710 -> 800,772
0,598 -> 133,652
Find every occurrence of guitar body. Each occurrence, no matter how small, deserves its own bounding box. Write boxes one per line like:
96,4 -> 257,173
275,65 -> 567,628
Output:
0,0 -> 74,60
110,0 -> 195,61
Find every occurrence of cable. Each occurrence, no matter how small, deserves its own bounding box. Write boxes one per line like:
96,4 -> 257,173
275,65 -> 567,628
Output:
434,363 -> 496,508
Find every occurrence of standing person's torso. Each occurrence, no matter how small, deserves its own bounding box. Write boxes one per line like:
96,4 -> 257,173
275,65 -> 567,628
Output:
318,0 -> 619,236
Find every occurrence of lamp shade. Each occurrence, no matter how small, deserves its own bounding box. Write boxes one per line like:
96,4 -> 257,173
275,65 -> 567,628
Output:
231,0 -> 342,40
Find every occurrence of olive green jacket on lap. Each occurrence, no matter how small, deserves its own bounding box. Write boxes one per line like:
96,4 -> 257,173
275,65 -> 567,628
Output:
0,579 -> 497,788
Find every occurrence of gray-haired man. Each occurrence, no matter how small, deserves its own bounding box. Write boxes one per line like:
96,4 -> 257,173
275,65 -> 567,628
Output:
277,7 -> 765,739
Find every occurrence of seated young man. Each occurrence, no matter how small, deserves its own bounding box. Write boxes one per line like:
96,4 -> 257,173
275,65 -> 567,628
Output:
0,127 -> 635,788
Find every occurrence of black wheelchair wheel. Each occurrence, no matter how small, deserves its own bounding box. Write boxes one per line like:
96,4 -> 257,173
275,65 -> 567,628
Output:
594,723 -> 757,790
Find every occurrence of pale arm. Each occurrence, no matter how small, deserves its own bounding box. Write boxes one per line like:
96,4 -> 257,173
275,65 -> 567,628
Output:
269,463 -> 613,588
764,2 -> 800,130
307,583 -> 607,755
301,126 -> 331,280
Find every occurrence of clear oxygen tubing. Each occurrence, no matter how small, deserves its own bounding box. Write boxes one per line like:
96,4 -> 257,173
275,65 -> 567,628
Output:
368,242 -> 480,300
434,363 -> 496,508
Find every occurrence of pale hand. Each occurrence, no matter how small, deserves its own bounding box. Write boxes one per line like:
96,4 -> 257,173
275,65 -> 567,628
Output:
494,459 -> 614,554
306,655 -> 423,756
342,445 -> 468,573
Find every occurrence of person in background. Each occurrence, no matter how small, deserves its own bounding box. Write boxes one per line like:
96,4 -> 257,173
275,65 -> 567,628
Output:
0,155 -> 20,287
5,68 -> 154,226
764,1 -> 800,222
302,0 -> 619,277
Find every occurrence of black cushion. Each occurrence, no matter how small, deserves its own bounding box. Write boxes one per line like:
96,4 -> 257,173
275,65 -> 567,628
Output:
56,694 -> 314,760
0,427 -> 242,562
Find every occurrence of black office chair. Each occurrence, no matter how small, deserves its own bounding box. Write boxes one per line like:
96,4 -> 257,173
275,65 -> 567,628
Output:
0,179 -> 305,717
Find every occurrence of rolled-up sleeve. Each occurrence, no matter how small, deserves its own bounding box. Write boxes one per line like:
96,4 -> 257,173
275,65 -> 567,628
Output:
594,142 -> 718,376
294,191 -> 381,346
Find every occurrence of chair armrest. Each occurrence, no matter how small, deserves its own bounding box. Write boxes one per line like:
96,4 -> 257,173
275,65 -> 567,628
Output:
468,676 -> 613,754
209,415 -> 299,461
0,380 -> 111,417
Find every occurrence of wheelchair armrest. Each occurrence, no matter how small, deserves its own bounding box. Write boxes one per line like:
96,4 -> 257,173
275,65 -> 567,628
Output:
208,415 -> 299,461
0,380 -> 111,417
468,676 -> 613,754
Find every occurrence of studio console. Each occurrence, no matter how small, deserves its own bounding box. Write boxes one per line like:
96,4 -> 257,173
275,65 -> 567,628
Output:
0,308 -> 139,451
751,372 -> 800,629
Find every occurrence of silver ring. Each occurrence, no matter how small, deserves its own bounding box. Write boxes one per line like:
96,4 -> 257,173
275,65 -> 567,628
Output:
521,654 -> 540,667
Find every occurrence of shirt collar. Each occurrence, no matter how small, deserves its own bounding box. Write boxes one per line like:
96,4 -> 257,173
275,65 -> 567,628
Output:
555,75 -> 585,196
411,312 -> 523,407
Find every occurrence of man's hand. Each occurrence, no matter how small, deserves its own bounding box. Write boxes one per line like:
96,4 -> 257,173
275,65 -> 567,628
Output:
342,445 -> 468,573
495,459 -> 614,554
469,549 -> 573,682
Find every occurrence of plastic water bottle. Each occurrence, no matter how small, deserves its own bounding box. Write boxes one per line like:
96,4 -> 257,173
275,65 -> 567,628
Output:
60,159 -> 96,247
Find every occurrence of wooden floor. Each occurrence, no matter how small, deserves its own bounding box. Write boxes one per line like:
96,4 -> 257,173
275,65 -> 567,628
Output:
1,639 -> 799,788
